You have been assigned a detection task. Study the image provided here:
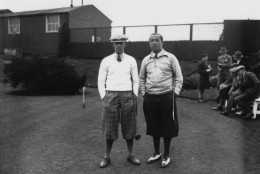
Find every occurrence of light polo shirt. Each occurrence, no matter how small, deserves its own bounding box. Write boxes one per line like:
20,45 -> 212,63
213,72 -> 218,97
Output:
139,49 -> 183,95
98,53 -> 139,99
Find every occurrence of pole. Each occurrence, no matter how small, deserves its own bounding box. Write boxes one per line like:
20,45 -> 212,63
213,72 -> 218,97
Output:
189,24 -> 193,60
82,86 -> 86,108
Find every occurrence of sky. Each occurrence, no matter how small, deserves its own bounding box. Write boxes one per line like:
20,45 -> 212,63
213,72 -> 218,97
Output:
1,0 -> 260,26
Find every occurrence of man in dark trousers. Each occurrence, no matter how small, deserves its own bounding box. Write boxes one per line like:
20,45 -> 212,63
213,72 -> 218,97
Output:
234,65 -> 260,119
212,46 -> 232,110
98,34 -> 140,168
139,33 -> 183,168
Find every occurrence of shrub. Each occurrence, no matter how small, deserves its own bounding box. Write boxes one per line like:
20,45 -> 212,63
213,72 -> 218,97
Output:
4,57 -> 86,95
183,73 -> 217,90
183,74 -> 199,90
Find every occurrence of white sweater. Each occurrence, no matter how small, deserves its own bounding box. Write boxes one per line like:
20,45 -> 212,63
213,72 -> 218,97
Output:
98,53 -> 139,99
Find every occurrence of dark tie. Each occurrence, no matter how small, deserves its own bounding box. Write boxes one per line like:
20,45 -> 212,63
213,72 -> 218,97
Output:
117,54 -> 121,62
155,53 -> 158,58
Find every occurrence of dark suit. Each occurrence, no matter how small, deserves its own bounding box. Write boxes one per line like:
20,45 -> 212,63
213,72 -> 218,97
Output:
217,54 -> 232,88
234,71 -> 260,114
235,57 -> 249,71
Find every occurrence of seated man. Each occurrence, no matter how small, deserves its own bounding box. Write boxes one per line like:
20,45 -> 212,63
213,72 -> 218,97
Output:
234,66 -> 260,119
220,68 -> 242,116
212,64 -> 238,111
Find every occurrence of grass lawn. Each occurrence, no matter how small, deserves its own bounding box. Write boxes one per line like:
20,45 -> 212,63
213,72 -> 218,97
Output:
1,83 -> 259,174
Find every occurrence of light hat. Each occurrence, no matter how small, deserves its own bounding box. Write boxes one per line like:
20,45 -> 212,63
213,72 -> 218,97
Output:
110,34 -> 128,42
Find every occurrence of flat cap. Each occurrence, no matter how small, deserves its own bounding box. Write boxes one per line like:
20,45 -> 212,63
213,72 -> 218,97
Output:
110,34 -> 128,42
232,65 -> 245,72
230,67 -> 238,73
236,65 -> 245,71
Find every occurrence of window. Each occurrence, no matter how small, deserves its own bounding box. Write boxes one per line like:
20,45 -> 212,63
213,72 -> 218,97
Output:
46,15 -> 60,33
91,35 -> 102,42
8,17 -> 20,34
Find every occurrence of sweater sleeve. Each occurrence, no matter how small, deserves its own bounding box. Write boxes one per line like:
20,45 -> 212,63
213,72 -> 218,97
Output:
131,59 -> 139,97
139,57 -> 147,96
171,56 -> 183,95
97,59 -> 107,99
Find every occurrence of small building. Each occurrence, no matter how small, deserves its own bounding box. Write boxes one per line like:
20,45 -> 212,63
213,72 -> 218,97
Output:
0,5 -> 112,57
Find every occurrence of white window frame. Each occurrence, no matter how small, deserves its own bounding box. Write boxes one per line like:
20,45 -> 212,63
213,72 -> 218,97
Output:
8,17 -> 20,34
45,14 -> 60,33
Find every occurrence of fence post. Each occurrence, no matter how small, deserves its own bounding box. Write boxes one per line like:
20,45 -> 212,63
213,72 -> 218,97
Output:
189,24 -> 193,60
155,25 -> 158,33
123,27 -> 126,34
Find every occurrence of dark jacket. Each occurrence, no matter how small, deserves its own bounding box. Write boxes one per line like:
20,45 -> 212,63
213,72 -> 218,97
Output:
198,61 -> 211,90
239,72 -> 260,95
236,57 -> 249,71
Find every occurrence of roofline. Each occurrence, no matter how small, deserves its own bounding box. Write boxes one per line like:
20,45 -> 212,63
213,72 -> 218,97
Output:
0,6 -> 83,18
86,5 -> 112,22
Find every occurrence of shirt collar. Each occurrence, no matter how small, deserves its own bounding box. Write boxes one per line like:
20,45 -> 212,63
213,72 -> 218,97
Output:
150,49 -> 167,59
114,53 -> 125,59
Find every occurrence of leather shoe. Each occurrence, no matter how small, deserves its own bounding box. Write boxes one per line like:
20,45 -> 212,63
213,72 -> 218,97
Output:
127,156 -> 141,165
198,99 -> 206,103
220,110 -> 229,116
147,153 -> 161,164
100,157 -> 110,168
242,112 -> 253,119
161,157 -> 171,168
134,134 -> 141,140
236,111 -> 244,116
212,105 -> 222,110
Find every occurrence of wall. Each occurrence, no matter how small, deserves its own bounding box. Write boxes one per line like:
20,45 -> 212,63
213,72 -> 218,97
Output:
224,20 -> 260,56
0,18 -> 4,54
69,5 -> 111,28
1,14 -> 68,56
69,5 -> 112,43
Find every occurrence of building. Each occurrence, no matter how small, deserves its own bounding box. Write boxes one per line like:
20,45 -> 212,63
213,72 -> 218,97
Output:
0,5 -> 112,57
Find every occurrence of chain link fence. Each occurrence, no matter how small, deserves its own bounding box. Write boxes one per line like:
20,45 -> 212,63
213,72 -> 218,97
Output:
69,22 -> 224,60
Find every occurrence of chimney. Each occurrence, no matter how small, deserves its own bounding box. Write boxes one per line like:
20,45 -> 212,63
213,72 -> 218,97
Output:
70,0 -> 73,7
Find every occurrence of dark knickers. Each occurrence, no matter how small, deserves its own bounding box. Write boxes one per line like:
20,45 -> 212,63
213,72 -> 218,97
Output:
143,92 -> 178,138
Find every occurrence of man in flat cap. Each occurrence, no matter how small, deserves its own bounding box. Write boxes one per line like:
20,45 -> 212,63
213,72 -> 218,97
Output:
220,64 -> 242,116
98,34 -> 140,168
233,65 -> 260,119
212,46 -> 232,110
